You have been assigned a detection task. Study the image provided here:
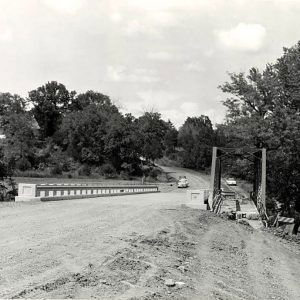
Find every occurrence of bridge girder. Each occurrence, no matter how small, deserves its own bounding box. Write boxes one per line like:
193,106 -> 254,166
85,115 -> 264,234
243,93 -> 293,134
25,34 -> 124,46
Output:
209,147 -> 267,218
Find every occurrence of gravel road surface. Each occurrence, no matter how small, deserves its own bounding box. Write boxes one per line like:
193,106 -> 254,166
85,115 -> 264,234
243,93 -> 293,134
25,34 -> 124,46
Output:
1,168 -> 299,299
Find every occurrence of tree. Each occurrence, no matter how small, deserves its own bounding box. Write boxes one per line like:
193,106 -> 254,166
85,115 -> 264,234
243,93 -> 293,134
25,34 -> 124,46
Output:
0,92 -> 35,168
137,112 -> 168,163
28,81 -> 75,138
0,146 -> 17,201
0,92 -> 27,116
220,66 -> 278,121
178,116 -> 214,170
1,113 -> 35,162
104,113 -> 141,170
276,41 -> 300,111
58,104 -> 108,165
69,90 -> 118,114
219,42 -> 300,225
163,120 -> 178,156
57,93 -> 130,168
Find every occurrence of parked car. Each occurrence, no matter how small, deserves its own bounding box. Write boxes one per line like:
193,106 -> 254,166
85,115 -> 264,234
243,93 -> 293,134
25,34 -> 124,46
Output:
177,177 -> 189,188
225,177 -> 237,186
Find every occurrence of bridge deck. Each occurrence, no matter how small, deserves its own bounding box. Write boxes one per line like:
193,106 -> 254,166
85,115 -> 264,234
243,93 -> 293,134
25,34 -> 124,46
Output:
220,197 -> 263,229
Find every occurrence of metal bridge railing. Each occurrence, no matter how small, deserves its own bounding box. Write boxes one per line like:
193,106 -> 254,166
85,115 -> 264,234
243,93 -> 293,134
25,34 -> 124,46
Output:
212,191 -> 224,214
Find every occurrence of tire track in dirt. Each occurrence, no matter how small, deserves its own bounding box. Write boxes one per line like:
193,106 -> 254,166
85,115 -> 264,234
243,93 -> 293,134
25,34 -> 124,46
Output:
247,231 -> 300,300
2,200 -> 300,299
9,206 -> 203,299
195,218 -> 256,300
1,202 -> 175,298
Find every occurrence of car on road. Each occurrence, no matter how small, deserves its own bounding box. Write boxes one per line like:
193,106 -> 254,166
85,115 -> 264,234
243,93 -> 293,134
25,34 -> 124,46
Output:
225,177 -> 237,186
177,177 -> 189,188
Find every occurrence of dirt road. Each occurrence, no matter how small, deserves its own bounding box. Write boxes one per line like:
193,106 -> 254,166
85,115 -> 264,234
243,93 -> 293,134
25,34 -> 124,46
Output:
1,170 -> 300,299
157,165 -> 210,193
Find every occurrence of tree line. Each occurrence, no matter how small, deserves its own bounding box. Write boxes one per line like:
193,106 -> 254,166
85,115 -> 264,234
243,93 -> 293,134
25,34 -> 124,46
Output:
0,82 -> 215,181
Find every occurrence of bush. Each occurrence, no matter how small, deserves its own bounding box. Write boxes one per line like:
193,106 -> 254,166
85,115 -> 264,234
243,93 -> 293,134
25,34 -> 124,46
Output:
38,162 -> 46,171
77,164 -> 91,176
148,167 -> 161,180
141,165 -> 151,177
61,160 -> 71,172
0,178 -> 17,201
121,162 -> 134,175
14,170 -> 49,178
16,157 -> 31,171
50,164 -> 63,176
120,170 -> 130,180
101,163 -> 116,178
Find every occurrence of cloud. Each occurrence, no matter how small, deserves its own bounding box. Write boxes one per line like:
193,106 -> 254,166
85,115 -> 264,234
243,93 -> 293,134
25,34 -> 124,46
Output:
0,28 -> 13,42
126,0 -> 213,12
136,90 -> 180,111
107,66 -> 159,83
164,104 -> 225,128
273,0 -> 300,10
148,11 -> 177,26
125,20 -> 161,37
203,49 -> 214,57
42,0 -> 85,14
107,66 -> 124,82
110,12 -> 122,23
215,23 -> 266,51
123,10 -> 178,37
125,20 -> 144,35
202,108 -> 226,124
124,94 -> 208,128
147,51 -> 182,61
184,62 -> 205,72
162,102 -> 203,128
180,102 -> 201,115
125,0 -> 184,11
121,90 -> 190,127
147,52 -> 173,61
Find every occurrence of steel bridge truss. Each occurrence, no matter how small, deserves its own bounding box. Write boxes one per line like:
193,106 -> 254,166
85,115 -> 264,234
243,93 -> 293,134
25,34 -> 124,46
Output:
209,147 -> 267,219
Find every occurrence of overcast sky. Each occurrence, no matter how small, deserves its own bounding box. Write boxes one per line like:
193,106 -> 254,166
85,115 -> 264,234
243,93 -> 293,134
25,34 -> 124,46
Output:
1,0 -> 300,127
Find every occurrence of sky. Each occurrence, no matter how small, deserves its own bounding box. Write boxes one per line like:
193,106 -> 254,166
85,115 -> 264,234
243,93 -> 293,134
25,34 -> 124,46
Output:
1,0 -> 300,127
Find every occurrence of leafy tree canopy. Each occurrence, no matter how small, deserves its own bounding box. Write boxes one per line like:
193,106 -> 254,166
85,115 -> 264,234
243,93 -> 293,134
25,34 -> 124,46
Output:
178,116 -> 214,170
70,90 -> 118,114
0,92 -> 27,117
219,42 -> 300,213
137,112 -> 168,162
28,81 -> 76,138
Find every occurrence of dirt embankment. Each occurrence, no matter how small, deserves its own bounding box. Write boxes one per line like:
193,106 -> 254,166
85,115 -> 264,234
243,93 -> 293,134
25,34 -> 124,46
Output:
1,202 -> 299,300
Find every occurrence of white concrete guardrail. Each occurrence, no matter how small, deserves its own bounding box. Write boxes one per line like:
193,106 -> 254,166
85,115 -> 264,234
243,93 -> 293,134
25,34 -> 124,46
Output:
15,183 -> 159,202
